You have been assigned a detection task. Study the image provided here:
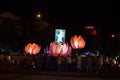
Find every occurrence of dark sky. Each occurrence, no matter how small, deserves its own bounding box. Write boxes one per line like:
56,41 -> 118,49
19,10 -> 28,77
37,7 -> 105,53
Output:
0,0 -> 120,31
0,0 -> 120,51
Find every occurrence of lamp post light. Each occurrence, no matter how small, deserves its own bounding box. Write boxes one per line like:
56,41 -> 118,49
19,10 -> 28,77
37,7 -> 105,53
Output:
35,12 -> 41,20
111,34 -> 115,38
37,14 -> 41,18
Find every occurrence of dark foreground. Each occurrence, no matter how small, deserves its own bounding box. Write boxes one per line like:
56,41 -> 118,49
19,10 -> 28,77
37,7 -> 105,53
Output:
0,72 -> 120,80
0,65 -> 120,80
0,68 -> 120,80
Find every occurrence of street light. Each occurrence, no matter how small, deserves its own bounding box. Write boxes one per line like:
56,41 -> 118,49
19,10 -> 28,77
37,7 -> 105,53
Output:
37,14 -> 41,18
35,12 -> 41,20
111,34 -> 115,38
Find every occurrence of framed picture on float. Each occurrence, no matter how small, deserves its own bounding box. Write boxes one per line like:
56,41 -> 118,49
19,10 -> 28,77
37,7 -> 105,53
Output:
55,29 -> 66,44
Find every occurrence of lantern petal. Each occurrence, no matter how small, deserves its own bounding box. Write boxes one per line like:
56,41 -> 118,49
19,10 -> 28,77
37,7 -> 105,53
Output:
62,43 -> 69,53
55,44 -> 63,55
70,37 -> 76,49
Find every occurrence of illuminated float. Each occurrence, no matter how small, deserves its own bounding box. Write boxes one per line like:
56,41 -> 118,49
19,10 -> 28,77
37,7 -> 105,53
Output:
25,43 -> 41,55
49,41 -> 72,57
70,35 -> 85,49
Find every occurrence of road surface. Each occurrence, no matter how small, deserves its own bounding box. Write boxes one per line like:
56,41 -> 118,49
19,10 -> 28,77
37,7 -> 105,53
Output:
0,73 -> 119,80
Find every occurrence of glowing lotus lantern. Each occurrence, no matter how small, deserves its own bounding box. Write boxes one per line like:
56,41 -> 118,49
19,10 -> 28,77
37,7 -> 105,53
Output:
25,43 -> 41,55
70,35 -> 85,49
49,42 -> 72,57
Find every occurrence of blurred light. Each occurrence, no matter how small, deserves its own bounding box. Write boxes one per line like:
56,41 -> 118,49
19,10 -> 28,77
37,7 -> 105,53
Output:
70,35 -> 85,49
84,26 -> 97,35
85,26 -> 94,29
111,34 -> 115,38
118,64 -> 120,67
35,12 -> 41,20
93,29 -> 97,35
7,56 -> 11,60
113,58 -> 117,64
37,14 -> 41,18
25,43 -> 41,55
115,57 -> 118,60
1,49 -> 4,52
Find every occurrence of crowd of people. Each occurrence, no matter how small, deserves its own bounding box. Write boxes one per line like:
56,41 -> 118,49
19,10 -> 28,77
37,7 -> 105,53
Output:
0,53 -> 120,73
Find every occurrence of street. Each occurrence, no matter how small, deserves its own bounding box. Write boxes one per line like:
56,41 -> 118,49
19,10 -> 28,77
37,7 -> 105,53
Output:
0,73 -> 119,80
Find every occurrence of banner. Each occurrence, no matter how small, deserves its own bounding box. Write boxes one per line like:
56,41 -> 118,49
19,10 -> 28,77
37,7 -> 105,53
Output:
55,29 -> 66,44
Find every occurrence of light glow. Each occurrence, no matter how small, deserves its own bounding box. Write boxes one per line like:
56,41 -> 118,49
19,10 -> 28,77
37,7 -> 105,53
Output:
85,26 -> 94,29
49,42 -> 72,57
25,43 -> 41,55
37,14 -> 41,18
111,34 -> 115,38
55,29 -> 66,44
70,35 -> 85,49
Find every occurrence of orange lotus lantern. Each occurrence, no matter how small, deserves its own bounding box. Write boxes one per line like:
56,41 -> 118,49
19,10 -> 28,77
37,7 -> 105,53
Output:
49,42 -> 72,57
70,35 -> 85,49
25,43 -> 41,55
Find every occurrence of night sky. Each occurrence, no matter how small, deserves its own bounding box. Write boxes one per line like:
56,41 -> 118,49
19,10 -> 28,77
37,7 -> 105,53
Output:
0,0 -> 120,54
0,0 -> 120,31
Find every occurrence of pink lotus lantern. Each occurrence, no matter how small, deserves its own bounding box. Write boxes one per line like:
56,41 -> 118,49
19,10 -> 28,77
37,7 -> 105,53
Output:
49,42 -> 72,57
70,35 -> 85,49
25,43 -> 41,55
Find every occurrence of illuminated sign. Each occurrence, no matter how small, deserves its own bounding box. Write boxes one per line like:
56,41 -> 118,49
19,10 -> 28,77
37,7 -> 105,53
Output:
55,29 -> 66,44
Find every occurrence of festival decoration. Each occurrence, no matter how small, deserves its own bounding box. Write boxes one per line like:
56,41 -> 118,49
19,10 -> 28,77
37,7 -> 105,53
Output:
25,43 -> 41,55
70,35 -> 85,49
55,29 -> 66,44
49,42 -> 72,57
